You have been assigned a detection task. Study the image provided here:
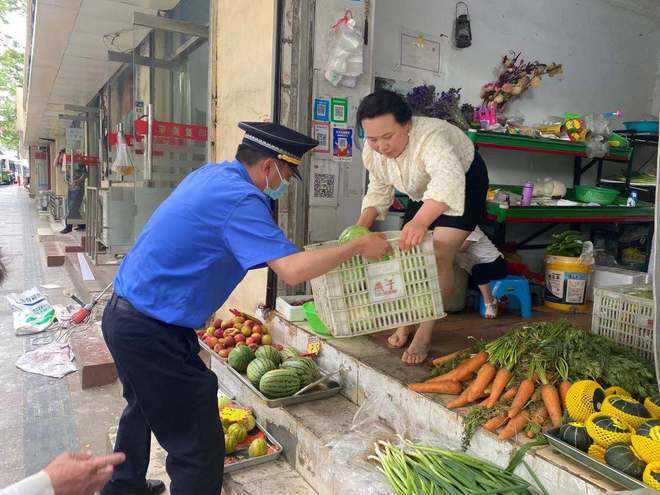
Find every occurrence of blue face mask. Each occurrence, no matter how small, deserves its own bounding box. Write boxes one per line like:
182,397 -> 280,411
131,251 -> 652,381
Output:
264,164 -> 289,200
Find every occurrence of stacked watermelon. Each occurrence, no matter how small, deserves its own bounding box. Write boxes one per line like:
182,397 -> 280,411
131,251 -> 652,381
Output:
228,345 -> 321,399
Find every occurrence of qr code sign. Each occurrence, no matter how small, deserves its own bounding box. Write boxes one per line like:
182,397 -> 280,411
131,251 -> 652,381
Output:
313,173 -> 336,199
316,129 -> 328,150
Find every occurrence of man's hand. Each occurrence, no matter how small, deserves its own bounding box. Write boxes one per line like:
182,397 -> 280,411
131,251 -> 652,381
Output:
399,220 -> 428,251
45,451 -> 126,495
356,232 -> 392,260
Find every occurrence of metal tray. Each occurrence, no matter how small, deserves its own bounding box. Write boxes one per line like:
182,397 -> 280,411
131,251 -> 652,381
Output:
223,358 -> 343,408
224,420 -> 283,473
199,338 -> 343,407
543,428 -> 647,490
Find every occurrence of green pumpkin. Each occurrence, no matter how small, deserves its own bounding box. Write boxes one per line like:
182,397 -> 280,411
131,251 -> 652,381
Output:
559,422 -> 593,452
604,443 -> 646,479
637,420 -> 660,440
592,415 -> 629,434
608,396 -> 651,419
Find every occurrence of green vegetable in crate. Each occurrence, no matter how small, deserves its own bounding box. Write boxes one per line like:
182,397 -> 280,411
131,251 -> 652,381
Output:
279,346 -> 301,362
246,358 -> 277,386
338,224 -> 371,244
228,345 -> 255,373
280,357 -> 320,386
546,230 -> 585,257
601,395 -> 651,430
227,423 -> 247,443
559,422 -> 593,452
604,443 -> 646,479
586,413 -> 634,448
255,345 -> 282,366
225,433 -> 237,455
631,420 -> 660,464
259,369 -> 301,398
248,438 -> 268,458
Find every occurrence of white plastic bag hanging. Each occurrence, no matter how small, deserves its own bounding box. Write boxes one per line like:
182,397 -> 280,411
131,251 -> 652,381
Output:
324,11 -> 364,87
111,126 -> 135,176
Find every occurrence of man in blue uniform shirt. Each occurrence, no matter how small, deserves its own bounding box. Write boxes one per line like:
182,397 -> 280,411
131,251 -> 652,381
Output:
101,122 -> 391,495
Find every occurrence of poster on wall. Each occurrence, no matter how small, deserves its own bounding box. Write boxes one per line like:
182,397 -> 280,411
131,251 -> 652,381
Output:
65,128 -> 84,151
330,97 -> 349,124
313,97 -> 330,122
309,160 -> 339,207
400,31 -> 441,73
332,127 -> 353,162
311,121 -> 330,154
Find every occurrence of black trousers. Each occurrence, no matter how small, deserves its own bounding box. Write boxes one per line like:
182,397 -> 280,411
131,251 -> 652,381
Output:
101,295 -> 224,495
469,256 -> 508,287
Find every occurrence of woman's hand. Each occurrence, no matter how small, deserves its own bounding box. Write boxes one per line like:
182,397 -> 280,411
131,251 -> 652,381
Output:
400,220 -> 428,251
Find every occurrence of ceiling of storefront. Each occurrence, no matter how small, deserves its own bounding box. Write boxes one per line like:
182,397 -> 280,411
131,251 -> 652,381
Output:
24,0 -> 179,145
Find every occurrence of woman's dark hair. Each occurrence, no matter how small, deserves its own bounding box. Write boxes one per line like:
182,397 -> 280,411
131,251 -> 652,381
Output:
356,90 -> 413,128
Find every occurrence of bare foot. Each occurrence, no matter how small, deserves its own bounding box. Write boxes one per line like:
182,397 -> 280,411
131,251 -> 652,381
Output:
402,322 -> 433,365
387,325 -> 415,349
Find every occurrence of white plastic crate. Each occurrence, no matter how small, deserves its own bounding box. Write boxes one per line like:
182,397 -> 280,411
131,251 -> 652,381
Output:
305,231 -> 445,338
591,284 -> 655,360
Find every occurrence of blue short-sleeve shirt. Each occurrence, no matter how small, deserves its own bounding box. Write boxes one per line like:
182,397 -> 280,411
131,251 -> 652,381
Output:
113,160 -> 299,328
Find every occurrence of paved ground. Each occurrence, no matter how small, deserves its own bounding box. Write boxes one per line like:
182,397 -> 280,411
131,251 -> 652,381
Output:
0,184 -> 124,487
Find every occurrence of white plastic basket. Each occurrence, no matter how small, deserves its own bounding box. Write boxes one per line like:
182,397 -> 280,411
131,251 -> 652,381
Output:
591,284 -> 655,360
305,231 -> 445,338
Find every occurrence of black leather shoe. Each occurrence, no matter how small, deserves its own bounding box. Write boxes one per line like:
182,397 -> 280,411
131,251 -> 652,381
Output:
74,225 -> 86,231
137,480 -> 166,495
59,226 -> 72,234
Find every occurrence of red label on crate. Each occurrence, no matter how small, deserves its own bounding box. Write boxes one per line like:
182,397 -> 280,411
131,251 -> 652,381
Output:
366,260 -> 406,303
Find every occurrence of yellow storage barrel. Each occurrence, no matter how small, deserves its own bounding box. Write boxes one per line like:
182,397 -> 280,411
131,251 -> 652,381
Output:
544,254 -> 593,312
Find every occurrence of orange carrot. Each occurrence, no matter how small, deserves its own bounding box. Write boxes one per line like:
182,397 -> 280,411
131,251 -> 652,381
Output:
431,350 -> 461,367
429,352 -> 489,383
508,379 -> 535,418
559,381 -> 572,406
498,411 -> 530,440
502,386 -> 518,402
526,430 -> 537,439
541,384 -> 563,427
447,388 -> 472,409
484,368 -> 513,408
483,414 -> 508,431
466,363 -> 497,402
408,380 -> 462,395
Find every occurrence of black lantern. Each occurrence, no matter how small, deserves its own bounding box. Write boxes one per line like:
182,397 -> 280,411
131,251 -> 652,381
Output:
454,2 -> 472,48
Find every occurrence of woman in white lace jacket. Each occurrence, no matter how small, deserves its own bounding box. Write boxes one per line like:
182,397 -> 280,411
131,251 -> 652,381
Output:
355,90 -> 489,364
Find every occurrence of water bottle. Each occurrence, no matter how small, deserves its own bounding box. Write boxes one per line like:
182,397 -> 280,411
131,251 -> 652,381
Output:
627,191 -> 638,208
521,181 -> 534,206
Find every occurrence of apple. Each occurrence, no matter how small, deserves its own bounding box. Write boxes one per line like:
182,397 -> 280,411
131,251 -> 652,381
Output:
213,343 -> 224,353
246,336 -> 257,346
261,334 -> 272,346
251,324 -> 263,334
244,320 -> 255,329
218,348 -> 231,358
213,328 -> 223,338
213,319 -> 223,329
250,333 -> 262,345
196,330 -> 205,338
261,325 -> 269,335
233,317 -> 245,325
234,334 -> 246,344
248,343 -> 259,352
205,327 -> 215,337
221,320 -> 233,331
274,344 -> 284,351
241,327 -> 252,338
206,336 -> 219,348
224,336 -> 235,348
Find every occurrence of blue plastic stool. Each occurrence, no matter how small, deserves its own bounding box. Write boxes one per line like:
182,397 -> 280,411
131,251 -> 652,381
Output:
477,275 -> 532,318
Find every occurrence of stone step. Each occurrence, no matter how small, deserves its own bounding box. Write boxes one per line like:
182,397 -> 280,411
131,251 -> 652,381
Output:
108,429 -> 317,494
213,356 -> 356,495
228,311 -> 621,495
43,241 -> 65,267
64,252 -> 117,301
69,321 -> 117,389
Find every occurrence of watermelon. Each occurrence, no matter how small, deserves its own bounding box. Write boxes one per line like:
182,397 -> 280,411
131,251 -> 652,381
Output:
280,346 -> 302,362
259,369 -> 301,398
246,358 -> 277,386
280,357 -> 320,386
228,345 -> 255,373
255,345 -> 282,366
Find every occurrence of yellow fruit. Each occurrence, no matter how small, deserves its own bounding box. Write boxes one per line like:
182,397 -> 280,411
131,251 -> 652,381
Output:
225,434 -> 237,454
205,327 -> 215,337
261,335 -> 272,346
227,423 -> 247,443
240,414 -> 256,432
248,438 -> 268,457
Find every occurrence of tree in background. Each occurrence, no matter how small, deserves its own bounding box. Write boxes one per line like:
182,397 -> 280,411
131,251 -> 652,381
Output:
0,0 -> 25,152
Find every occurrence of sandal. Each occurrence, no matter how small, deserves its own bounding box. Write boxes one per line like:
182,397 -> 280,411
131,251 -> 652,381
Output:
484,301 -> 498,319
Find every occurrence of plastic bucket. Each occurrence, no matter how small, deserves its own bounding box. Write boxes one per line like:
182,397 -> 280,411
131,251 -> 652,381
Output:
544,255 -> 593,312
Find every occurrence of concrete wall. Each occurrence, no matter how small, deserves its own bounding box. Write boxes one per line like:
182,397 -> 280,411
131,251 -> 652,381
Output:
374,0 -> 660,186
213,0 -> 277,318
